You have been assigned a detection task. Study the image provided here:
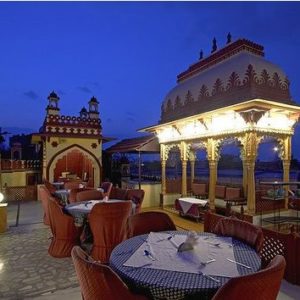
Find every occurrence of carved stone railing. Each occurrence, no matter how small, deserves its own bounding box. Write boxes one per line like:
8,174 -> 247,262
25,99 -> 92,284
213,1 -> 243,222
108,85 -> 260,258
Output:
1,159 -> 40,170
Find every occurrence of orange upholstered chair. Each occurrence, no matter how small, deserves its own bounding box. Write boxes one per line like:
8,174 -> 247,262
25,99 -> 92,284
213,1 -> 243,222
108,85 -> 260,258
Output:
215,216 -> 264,253
89,201 -> 132,263
76,189 -> 104,202
126,189 -> 145,213
127,211 -> 177,238
64,180 -> 82,190
39,186 -> 52,225
71,246 -> 148,300
100,181 -> 113,198
212,255 -> 286,300
48,197 -> 83,258
191,183 -> 208,198
68,188 -> 88,203
43,179 -> 56,194
110,187 -> 128,200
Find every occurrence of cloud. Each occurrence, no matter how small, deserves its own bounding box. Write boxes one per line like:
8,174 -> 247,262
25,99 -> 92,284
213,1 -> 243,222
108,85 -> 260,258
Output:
77,86 -> 92,93
23,90 -> 39,100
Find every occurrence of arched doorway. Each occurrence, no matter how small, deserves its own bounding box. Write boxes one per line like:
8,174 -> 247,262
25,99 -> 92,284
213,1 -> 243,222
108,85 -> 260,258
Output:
47,145 -> 101,187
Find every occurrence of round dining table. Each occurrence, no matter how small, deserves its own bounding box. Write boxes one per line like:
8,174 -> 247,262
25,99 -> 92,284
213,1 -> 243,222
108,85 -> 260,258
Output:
110,231 -> 261,300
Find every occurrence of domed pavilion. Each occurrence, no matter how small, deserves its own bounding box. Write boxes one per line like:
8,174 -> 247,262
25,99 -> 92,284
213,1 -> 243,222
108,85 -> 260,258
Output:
141,36 -> 300,216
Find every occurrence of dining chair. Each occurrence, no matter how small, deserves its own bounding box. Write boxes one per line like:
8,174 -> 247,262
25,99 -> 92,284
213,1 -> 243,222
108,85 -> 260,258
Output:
100,181 -> 113,198
71,246 -> 148,300
76,189 -> 104,202
64,180 -> 82,190
39,185 -> 52,225
212,255 -> 286,300
110,187 -> 128,200
126,189 -> 145,213
68,188 -> 88,203
88,201 -> 132,263
214,216 -> 264,253
127,211 -> 177,237
43,178 -> 56,194
48,197 -> 83,258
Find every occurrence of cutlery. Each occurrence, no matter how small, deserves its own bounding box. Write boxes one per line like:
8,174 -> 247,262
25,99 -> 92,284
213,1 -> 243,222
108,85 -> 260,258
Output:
201,258 -> 216,265
207,241 -> 221,247
226,258 -> 251,269
167,236 -> 179,248
144,250 -> 156,260
200,272 -> 220,283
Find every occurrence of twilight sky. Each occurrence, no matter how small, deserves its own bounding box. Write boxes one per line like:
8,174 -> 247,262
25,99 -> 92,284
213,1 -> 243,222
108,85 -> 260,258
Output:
1,2 -> 300,158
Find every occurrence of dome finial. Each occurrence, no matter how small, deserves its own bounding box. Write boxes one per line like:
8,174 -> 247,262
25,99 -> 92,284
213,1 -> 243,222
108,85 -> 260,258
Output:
211,37 -> 217,53
199,49 -> 204,60
227,32 -> 232,44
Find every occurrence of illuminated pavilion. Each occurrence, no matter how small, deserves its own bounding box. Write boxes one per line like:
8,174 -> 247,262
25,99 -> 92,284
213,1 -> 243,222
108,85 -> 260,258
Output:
141,36 -> 300,215
32,92 -> 105,187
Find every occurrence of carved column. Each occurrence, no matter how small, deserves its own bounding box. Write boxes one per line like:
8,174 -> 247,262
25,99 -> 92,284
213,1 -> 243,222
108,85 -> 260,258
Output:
278,136 -> 292,208
246,159 -> 256,213
180,141 -> 189,196
182,160 -> 188,196
242,160 -> 248,196
42,140 -> 47,180
189,150 -> 196,184
207,138 -> 219,211
208,160 -> 217,210
242,132 -> 261,214
160,144 -> 167,196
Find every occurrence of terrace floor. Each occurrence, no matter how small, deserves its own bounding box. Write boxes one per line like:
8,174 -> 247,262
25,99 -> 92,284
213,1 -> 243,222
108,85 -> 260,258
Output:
0,200 -> 299,299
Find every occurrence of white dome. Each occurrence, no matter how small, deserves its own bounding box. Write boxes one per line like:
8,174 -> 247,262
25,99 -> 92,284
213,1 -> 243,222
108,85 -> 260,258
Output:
160,39 -> 292,123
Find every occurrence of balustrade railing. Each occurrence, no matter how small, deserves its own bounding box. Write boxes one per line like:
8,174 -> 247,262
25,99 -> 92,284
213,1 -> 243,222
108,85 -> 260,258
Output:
1,159 -> 40,170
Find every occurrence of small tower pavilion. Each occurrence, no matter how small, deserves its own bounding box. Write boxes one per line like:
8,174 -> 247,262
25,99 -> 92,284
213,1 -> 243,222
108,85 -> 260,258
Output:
32,92 -> 104,187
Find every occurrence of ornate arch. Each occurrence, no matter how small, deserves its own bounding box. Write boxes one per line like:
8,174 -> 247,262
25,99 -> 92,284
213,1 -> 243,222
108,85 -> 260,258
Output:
46,144 -> 101,186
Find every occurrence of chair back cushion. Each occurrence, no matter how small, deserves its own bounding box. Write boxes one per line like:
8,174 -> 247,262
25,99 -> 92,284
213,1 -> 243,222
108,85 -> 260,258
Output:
89,201 -> 132,263
128,211 -> 177,237
48,198 -> 82,257
44,179 -> 56,194
215,185 -> 226,199
71,246 -> 147,300
76,189 -> 104,202
110,187 -> 128,200
64,181 -> 82,190
126,189 -> 145,213
225,187 -> 241,200
215,217 -> 264,253
100,182 -> 113,197
212,255 -> 286,300
191,183 -> 207,197
68,188 -> 88,203
39,186 -> 52,225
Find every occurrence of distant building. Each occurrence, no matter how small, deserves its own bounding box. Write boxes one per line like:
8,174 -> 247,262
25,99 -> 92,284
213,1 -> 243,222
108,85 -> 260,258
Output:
32,91 -> 107,187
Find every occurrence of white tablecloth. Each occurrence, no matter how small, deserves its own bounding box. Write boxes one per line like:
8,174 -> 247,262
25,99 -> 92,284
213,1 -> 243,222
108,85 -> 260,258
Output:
124,232 -> 240,277
177,197 -> 208,214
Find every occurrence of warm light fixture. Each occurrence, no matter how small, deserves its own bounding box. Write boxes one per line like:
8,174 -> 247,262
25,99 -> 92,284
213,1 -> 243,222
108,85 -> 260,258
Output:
0,193 -> 4,202
273,146 -> 279,152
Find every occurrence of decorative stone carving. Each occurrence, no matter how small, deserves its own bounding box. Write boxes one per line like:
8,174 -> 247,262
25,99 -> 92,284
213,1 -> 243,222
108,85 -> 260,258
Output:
161,64 -> 291,123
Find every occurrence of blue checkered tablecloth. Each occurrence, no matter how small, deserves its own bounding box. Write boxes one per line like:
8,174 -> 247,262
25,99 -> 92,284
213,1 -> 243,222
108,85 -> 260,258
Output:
109,231 -> 261,300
